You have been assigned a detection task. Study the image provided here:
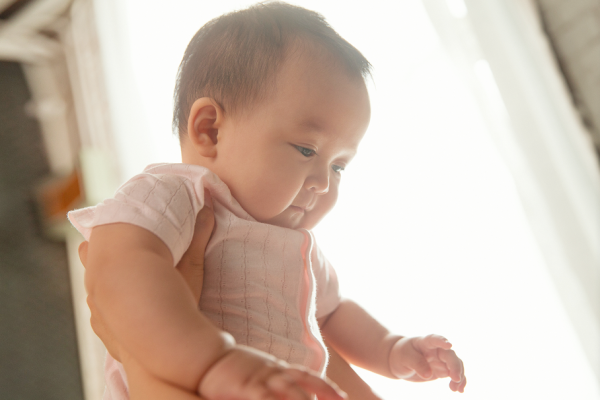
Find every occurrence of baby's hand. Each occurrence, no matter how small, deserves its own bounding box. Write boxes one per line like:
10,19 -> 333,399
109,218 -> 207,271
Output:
200,345 -> 347,400
389,334 -> 466,393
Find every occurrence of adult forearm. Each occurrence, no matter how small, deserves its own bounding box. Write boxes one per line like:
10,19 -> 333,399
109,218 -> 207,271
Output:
321,299 -> 401,379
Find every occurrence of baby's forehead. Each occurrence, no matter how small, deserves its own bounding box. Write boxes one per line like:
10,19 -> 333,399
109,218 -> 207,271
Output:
286,39 -> 364,78
237,48 -> 369,122
271,69 -> 369,146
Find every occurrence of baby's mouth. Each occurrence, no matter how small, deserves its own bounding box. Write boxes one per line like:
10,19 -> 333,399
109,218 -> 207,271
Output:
289,205 -> 305,213
291,197 -> 316,213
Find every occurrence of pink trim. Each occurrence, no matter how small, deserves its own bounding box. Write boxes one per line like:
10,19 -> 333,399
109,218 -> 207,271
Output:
299,229 -> 327,374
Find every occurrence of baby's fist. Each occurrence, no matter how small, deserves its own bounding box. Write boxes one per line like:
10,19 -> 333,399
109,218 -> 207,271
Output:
389,334 -> 466,393
200,345 -> 347,400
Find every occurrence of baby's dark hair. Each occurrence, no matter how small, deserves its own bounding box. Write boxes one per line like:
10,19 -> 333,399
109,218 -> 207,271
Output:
173,1 -> 372,137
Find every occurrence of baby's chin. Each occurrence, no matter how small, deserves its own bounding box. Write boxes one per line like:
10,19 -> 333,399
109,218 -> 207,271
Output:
259,207 -> 321,231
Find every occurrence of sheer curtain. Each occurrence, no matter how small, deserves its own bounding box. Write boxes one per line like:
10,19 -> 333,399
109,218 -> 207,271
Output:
423,0 -> 600,389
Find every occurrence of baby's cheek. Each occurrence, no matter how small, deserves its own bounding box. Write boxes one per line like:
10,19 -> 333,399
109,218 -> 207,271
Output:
249,184 -> 296,221
302,191 -> 338,229
230,186 -> 276,222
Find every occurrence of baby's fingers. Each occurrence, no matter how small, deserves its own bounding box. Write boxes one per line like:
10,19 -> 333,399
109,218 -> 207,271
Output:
438,348 -> 463,382
418,334 -> 453,351
439,348 -> 466,392
410,352 -> 434,380
449,375 -> 467,393
285,369 -> 347,400
265,373 -> 311,400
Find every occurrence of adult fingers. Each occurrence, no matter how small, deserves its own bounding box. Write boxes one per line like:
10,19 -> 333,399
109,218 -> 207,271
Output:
87,295 -> 122,361
80,240 -> 120,359
197,189 -> 215,233
78,241 -> 88,268
176,190 -> 215,303
285,368 -> 347,400
79,241 -> 95,295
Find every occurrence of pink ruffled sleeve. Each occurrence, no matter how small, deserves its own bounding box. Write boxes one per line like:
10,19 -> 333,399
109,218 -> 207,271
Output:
67,170 -> 205,266
310,241 -> 342,319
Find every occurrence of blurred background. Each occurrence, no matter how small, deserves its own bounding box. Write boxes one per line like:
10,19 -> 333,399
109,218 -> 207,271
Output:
1,0 -> 599,399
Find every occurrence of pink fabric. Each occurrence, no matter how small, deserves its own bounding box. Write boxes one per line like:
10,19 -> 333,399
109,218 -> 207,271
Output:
68,163 -> 341,399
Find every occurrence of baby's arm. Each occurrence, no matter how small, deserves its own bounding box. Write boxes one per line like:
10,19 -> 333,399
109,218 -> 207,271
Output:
122,350 -> 205,400
320,299 -> 466,393
87,223 -> 346,399
80,208 -> 211,400
324,341 -> 383,400
86,222 -> 231,391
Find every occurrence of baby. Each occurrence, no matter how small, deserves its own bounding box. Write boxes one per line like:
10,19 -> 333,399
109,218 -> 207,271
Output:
69,2 -> 466,399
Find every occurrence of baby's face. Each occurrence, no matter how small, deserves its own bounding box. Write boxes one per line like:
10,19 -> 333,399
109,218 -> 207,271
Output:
213,53 -> 371,230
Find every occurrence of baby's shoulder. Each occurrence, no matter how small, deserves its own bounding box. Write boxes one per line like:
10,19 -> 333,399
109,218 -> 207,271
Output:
140,163 -> 213,183
119,162 -> 250,222
121,163 -> 217,193
114,163 -> 215,208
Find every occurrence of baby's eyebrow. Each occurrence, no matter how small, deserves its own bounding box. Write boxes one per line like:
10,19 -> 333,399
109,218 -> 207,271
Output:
297,118 -> 323,132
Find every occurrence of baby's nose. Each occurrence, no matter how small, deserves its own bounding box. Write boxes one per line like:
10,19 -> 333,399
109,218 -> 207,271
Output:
306,168 -> 329,194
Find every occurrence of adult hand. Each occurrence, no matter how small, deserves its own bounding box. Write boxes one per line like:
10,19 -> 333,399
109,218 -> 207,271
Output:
78,190 -> 215,361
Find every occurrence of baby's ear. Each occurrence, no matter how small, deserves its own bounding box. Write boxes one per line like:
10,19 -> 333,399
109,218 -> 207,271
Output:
186,98 -> 224,158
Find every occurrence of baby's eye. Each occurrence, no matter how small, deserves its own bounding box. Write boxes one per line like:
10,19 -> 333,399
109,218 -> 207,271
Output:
332,165 -> 345,173
294,145 -> 316,157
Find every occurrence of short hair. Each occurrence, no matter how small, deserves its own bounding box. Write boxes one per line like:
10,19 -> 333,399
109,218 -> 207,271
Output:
173,1 -> 372,137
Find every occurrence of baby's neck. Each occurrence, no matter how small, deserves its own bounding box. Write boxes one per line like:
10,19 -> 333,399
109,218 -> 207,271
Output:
180,142 -> 212,170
